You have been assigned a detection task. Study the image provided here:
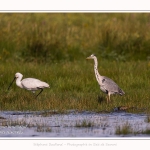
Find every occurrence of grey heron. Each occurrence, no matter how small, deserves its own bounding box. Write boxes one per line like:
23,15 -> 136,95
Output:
86,54 -> 125,103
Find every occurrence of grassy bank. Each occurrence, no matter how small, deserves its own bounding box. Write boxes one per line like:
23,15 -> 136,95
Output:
0,13 -> 150,62
0,59 -> 150,113
0,13 -> 150,113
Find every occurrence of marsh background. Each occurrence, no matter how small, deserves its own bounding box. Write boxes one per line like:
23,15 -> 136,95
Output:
0,13 -> 150,113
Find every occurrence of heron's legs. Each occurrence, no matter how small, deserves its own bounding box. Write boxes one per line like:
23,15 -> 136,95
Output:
106,96 -> 108,103
36,88 -> 43,98
106,93 -> 111,103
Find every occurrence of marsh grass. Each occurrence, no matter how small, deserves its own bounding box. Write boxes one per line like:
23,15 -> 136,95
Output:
115,122 -> 150,135
1,13 -> 150,62
0,117 -> 52,133
36,126 -> 52,132
144,115 -> 150,123
142,128 -> 150,134
0,13 -> 150,113
115,122 -> 132,135
75,120 -> 94,128
0,59 -> 150,113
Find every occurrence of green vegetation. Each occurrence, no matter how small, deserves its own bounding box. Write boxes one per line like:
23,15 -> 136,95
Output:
142,128 -> 150,134
115,122 -> 132,135
75,119 -> 94,128
115,122 -> 150,136
144,115 -> 150,123
0,13 -> 150,113
1,60 -> 150,113
1,13 -> 150,62
36,126 -> 52,132
0,117 -> 52,133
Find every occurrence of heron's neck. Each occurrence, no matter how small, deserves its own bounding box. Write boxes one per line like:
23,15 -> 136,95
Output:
16,77 -> 23,88
93,57 -> 102,85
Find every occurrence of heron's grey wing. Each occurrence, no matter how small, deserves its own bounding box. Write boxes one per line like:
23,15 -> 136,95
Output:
21,78 -> 49,90
101,76 -> 125,95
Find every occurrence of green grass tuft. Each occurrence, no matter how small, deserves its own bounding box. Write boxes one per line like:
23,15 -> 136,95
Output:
75,120 -> 94,128
115,122 -> 132,135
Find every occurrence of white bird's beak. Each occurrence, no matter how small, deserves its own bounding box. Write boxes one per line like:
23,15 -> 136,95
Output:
8,77 -> 16,90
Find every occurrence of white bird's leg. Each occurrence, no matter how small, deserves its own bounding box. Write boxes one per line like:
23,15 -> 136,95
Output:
36,88 -> 43,98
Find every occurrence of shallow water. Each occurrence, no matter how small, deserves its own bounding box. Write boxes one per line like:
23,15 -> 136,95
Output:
0,110 -> 150,137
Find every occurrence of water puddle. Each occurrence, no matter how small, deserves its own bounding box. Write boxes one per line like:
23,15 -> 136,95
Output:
0,110 -> 150,137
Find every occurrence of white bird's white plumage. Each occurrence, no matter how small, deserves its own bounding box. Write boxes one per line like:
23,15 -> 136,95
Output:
21,78 -> 49,91
8,72 -> 50,97
86,54 -> 125,103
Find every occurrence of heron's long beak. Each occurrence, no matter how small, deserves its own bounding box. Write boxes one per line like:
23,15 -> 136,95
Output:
86,56 -> 92,59
8,77 -> 16,90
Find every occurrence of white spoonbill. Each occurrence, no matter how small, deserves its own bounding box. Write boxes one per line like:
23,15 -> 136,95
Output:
8,72 -> 50,98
